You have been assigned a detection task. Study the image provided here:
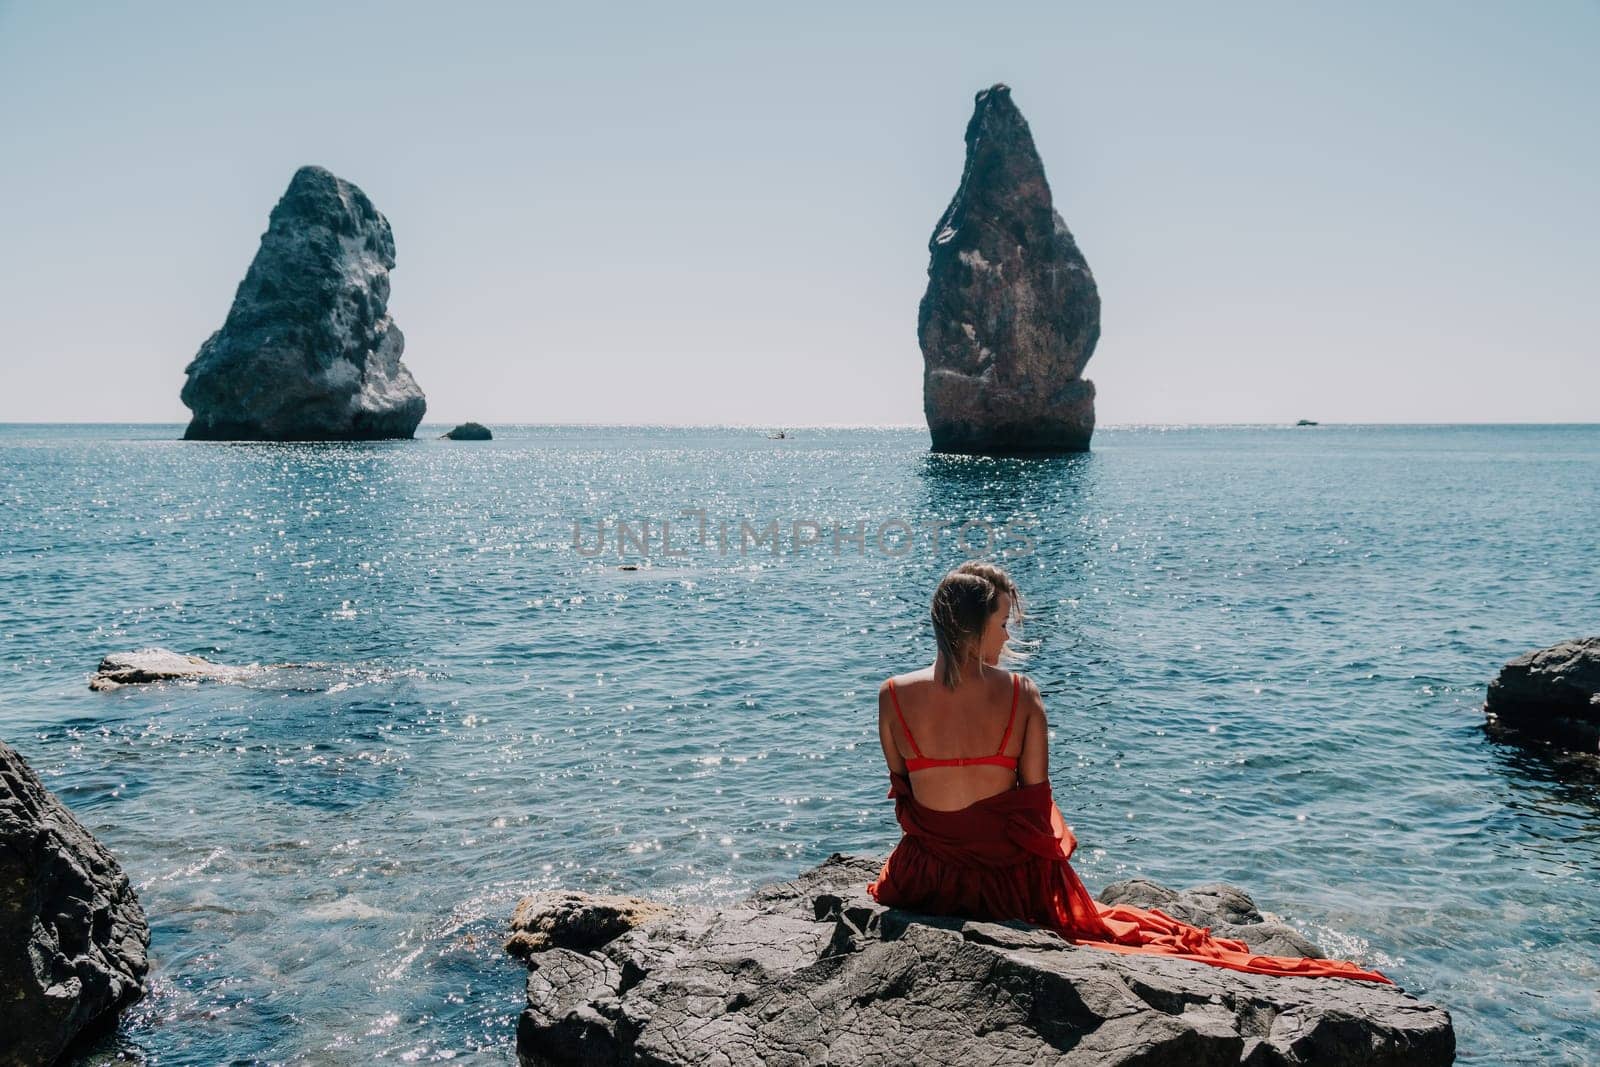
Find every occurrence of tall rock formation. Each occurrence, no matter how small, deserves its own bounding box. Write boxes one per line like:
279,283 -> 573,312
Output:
181,166 -> 426,440
920,85 -> 1100,454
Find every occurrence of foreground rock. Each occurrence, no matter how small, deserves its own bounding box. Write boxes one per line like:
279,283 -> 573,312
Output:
508,892 -> 674,961
919,84 -> 1101,455
181,165 -> 427,441
89,648 -> 255,691
443,421 -> 493,441
505,854 -> 1453,1066
1,741 -> 150,1066
1485,637 -> 1600,754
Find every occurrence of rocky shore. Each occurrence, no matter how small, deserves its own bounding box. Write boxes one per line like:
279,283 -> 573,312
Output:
505,854 -> 1453,1066
1,742 -> 150,1066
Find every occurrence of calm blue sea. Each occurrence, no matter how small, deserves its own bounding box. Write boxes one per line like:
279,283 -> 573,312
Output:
1,423 -> 1596,1064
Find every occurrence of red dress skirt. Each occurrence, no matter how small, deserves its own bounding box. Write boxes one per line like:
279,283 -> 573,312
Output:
866,771 -> 1392,983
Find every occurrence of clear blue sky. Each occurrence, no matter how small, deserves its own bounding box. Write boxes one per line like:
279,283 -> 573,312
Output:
1,1 -> 1594,425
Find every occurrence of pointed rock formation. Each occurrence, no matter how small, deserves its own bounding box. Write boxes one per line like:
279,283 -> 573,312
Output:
181,166 -> 426,440
920,85 -> 1100,454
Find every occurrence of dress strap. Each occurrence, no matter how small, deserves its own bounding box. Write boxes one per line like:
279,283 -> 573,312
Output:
886,678 -> 925,758
995,674 -> 1020,755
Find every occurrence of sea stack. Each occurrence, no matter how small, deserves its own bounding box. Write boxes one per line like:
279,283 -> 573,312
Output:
180,166 -> 426,441
920,85 -> 1100,454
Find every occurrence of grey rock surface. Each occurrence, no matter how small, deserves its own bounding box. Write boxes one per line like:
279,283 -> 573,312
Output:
181,165 -> 426,441
89,648 -> 253,691
1484,637 -> 1600,754
507,853 -> 1453,1066
0,741 -> 149,1067
920,85 -> 1101,455
507,891 -> 674,962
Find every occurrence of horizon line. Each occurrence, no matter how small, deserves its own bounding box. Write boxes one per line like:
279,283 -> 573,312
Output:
0,422 -> 1593,428
2,419 -> 1598,430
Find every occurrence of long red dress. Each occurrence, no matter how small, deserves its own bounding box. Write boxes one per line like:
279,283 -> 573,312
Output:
867,680 -> 1392,983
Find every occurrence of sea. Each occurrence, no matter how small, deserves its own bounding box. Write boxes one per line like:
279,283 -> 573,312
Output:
1,423 -> 1595,1065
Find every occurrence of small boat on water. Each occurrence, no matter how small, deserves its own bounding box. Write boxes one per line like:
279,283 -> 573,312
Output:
766,430 -> 788,439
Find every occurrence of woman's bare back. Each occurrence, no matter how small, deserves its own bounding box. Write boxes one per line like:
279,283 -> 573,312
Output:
878,666 -> 1047,811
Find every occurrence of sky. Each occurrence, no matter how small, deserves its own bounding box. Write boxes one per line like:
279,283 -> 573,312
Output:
0,1 -> 1595,426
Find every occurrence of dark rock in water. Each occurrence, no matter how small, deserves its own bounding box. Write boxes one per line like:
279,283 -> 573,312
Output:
1485,637 -> 1600,754
442,421 -> 493,441
89,648 -> 253,690
0,741 -> 150,1065
181,165 -> 426,441
505,853 -> 1453,1066
920,85 -> 1101,456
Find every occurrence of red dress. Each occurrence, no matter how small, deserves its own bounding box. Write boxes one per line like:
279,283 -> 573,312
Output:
867,676 -> 1393,983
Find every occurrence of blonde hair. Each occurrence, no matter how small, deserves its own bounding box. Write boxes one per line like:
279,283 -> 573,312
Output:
930,560 -> 1026,688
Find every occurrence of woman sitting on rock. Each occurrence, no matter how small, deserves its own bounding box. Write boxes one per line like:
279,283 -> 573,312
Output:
867,559 -> 1392,982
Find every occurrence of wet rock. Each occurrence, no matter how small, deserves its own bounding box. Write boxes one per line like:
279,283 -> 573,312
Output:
181,165 -> 426,441
442,421 -> 493,441
0,741 -> 150,1066
505,853 -> 1453,1066
1485,637 -> 1600,754
506,891 -> 674,962
919,84 -> 1101,455
89,648 -> 252,691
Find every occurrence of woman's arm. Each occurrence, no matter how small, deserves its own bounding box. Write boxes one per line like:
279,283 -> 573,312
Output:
1017,674 -> 1049,787
878,680 -> 907,776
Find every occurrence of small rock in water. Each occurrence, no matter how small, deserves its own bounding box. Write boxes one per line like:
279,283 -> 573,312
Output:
442,421 -> 493,441
504,854 -> 1454,1065
1,741 -> 150,1064
89,648 -> 252,690
1484,637 -> 1600,754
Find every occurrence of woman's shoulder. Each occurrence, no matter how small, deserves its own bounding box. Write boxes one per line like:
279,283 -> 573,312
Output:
883,667 -> 1032,696
881,667 -> 935,691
